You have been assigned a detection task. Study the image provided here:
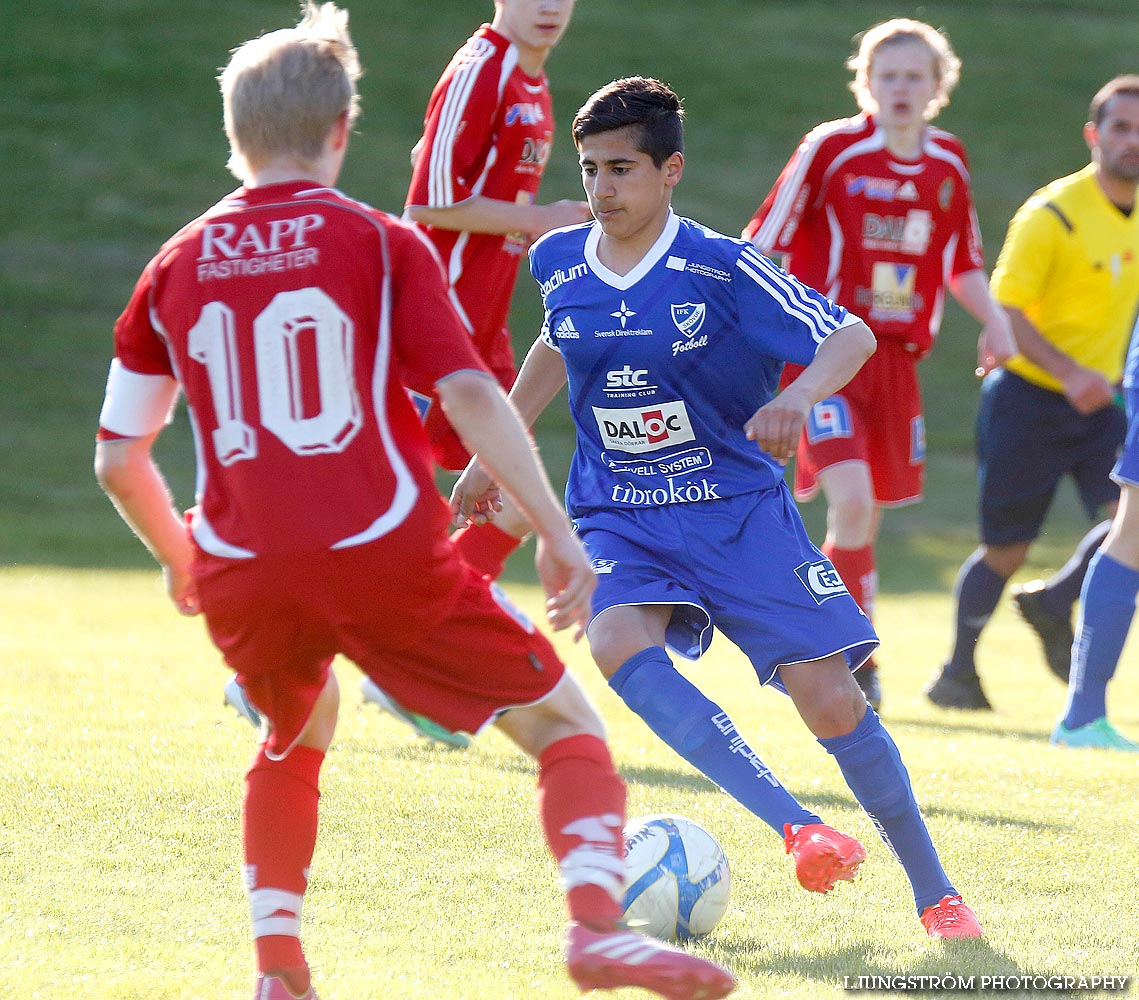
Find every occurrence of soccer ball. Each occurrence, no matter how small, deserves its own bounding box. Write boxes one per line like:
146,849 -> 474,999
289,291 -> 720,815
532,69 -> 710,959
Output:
621,814 -> 731,941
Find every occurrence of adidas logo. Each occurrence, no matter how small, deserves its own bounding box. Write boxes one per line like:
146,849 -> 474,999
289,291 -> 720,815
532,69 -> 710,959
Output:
554,315 -> 580,340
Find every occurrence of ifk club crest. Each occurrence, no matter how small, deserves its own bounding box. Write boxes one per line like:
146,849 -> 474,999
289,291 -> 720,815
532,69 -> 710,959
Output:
670,302 -> 706,339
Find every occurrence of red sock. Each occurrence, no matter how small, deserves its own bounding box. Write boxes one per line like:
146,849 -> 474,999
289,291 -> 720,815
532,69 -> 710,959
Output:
244,744 -> 324,984
537,735 -> 627,933
823,541 -> 878,624
451,521 -> 523,579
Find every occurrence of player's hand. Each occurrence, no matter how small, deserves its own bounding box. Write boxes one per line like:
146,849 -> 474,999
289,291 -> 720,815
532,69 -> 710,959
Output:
450,459 -> 503,528
745,386 -> 811,465
975,312 -> 1016,377
535,199 -> 593,235
534,530 -> 596,642
164,560 -> 200,617
1062,366 -> 1116,415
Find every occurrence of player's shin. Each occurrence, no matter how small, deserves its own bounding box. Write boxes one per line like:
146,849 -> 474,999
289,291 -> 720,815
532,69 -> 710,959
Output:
243,745 -> 324,990
537,734 -> 626,932
609,647 -> 819,833
818,708 -> 954,912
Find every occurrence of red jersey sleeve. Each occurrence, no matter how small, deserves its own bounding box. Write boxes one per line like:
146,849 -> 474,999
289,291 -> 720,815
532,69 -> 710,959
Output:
946,142 -> 986,278
406,33 -> 501,210
743,130 -> 826,255
387,221 -> 490,386
112,261 -> 176,378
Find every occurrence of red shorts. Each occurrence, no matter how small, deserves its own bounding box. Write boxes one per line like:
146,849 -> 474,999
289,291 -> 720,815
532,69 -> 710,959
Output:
426,360 -> 517,472
195,531 -> 563,756
786,338 -> 926,506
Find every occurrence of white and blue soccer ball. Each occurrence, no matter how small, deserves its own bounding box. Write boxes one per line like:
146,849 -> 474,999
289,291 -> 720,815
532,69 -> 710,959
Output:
621,814 -> 731,941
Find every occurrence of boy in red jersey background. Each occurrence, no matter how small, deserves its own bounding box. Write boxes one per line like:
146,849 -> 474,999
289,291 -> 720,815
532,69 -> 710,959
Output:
365,0 -> 593,739
94,5 -> 734,998
743,18 -> 1015,709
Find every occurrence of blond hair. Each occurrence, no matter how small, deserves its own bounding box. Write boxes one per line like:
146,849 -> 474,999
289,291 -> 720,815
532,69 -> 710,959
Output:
846,18 -> 961,120
220,2 -> 361,180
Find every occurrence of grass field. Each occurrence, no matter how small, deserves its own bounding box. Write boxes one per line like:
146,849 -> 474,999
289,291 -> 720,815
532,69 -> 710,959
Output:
2,567 -> 1138,999
4,1 -> 1139,997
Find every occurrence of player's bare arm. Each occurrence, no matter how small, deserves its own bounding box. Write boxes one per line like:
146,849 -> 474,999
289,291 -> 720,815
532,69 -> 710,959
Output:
948,268 -> 1016,375
746,320 -> 876,463
451,336 -> 568,526
406,196 -> 591,238
1004,305 -> 1116,414
95,433 -> 199,616
439,369 -> 594,638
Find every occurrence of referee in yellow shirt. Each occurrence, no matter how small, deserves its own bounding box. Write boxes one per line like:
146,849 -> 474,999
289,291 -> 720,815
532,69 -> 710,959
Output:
929,75 -> 1139,713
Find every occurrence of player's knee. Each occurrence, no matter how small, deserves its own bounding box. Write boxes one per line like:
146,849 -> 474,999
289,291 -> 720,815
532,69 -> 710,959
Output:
297,673 -> 340,751
814,693 -> 868,740
500,674 -> 606,755
981,542 -> 1027,579
828,491 -> 876,543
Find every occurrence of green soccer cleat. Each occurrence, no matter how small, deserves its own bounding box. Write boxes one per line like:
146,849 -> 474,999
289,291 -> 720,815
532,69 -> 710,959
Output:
361,677 -> 472,748
1051,717 -> 1139,752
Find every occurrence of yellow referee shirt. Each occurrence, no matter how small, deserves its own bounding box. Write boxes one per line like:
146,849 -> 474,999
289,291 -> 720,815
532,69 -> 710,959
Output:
992,164 -> 1139,392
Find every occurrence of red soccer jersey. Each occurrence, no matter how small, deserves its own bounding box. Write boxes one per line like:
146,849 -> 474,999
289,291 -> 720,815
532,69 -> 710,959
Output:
99,181 -> 489,558
405,23 -> 555,372
744,113 -> 984,358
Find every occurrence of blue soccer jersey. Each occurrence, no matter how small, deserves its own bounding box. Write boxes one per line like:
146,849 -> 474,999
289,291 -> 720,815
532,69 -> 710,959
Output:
531,211 -> 859,517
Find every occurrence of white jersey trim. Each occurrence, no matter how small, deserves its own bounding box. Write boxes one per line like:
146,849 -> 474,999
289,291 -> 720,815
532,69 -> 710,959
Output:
427,36 -> 496,207
584,211 -> 681,290
99,359 -> 179,438
332,267 -> 420,550
752,116 -> 872,253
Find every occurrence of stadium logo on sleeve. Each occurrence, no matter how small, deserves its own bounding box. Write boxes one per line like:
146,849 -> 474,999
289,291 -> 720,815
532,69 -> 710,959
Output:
795,559 -> 849,604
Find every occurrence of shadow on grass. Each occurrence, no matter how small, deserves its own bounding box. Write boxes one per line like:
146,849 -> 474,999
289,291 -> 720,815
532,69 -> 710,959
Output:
726,937 -> 1026,993
888,716 -> 1055,744
336,733 -> 1065,833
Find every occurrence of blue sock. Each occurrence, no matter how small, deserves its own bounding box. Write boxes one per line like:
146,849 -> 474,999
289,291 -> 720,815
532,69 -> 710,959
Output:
944,549 -> 1007,679
1063,551 -> 1139,729
609,647 -> 818,834
819,708 -> 954,913
1040,519 -> 1111,617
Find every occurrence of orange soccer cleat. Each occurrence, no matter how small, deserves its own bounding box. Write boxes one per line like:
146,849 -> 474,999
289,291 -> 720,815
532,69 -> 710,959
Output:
919,894 -> 983,939
783,822 -> 868,893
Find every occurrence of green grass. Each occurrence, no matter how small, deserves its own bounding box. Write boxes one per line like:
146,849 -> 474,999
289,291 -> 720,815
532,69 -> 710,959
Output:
2,566 -> 1137,999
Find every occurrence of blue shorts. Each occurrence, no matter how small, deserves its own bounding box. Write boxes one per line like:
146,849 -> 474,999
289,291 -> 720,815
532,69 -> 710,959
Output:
977,370 -> 1124,545
1113,385 -> 1139,487
573,484 -> 879,692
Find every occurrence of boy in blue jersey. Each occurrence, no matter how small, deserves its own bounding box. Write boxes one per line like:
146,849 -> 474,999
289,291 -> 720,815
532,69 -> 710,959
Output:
454,76 -> 981,938
1054,309 -> 1139,752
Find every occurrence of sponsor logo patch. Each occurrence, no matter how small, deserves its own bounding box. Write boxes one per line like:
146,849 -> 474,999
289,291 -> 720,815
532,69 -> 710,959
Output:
592,401 -> 695,453
603,446 -> 713,478
795,559 -> 849,604
806,398 -> 854,443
